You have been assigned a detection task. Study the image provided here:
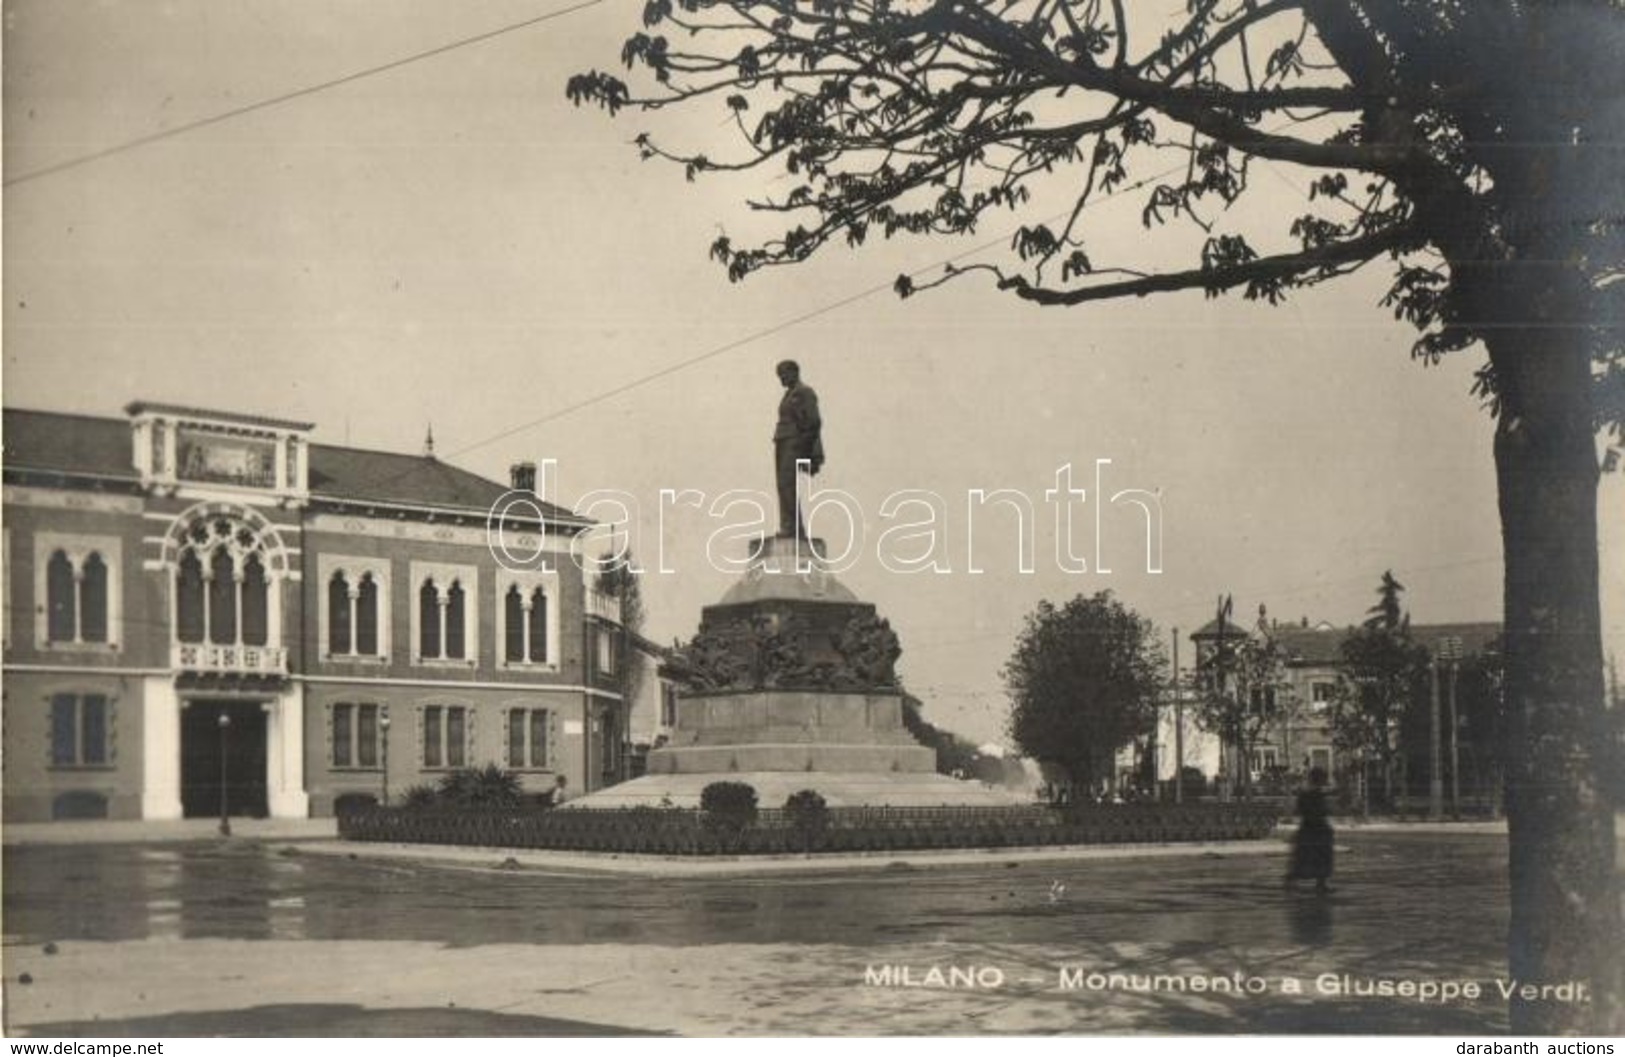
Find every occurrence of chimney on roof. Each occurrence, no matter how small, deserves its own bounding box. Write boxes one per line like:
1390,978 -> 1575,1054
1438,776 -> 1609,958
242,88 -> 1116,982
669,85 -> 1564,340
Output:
1302,616 -> 1309,628
510,461 -> 537,494
423,424 -> 436,459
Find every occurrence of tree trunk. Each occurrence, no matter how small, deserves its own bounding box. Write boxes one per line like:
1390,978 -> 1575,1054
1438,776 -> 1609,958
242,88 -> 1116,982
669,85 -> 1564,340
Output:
1488,287 -> 1622,1034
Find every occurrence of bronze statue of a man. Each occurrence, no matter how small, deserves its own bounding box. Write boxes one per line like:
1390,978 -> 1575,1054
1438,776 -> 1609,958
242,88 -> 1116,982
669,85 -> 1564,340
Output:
773,359 -> 823,538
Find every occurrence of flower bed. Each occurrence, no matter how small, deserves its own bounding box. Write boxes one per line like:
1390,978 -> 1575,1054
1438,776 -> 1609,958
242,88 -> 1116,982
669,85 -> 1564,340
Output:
338,801 -> 1281,855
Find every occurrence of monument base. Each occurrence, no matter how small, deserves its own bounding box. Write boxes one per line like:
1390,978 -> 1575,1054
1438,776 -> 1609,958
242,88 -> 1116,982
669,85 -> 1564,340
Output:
567,770 -> 1027,809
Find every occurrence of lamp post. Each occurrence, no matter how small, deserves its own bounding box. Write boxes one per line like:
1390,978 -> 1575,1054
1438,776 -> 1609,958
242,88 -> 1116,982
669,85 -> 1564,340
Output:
1439,636 -> 1464,817
217,711 -> 232,837
379,713 -> 392,807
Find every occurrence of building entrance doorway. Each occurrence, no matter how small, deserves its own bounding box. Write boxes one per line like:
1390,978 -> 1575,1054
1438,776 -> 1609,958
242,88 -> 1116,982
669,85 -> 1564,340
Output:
180,699 -> 268,818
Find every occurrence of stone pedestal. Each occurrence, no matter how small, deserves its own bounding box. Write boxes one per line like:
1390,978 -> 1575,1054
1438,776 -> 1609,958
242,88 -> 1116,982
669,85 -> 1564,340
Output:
573,536 -> 1020,809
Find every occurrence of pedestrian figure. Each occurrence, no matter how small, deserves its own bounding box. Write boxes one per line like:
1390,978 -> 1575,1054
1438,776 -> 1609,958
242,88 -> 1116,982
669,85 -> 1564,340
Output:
550,775 -> 571,807
1285,766 -> 1334,893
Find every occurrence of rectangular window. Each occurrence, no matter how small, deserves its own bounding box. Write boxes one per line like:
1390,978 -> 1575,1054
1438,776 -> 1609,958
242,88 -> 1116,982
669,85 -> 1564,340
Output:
424,705 -> 443,768
332,703 -> 354,767
81,696 -> 108,764
447,707 -> 466,767
507,710 -> 526,768
422,705 -> 467,769
506,708 -> 550,768
1310,747 -> 1332,774
1311,682 -> 1335,708
49,693 -> 109,767
51,694 -> 76,765
357,704 -> 379,768
529,710 -> 547,768
597,628 -> 617,677
333,703 -> 385,769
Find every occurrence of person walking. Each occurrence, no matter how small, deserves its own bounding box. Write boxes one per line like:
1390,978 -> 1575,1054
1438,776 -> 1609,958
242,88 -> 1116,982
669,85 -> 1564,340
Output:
1285,766 -> 1335,893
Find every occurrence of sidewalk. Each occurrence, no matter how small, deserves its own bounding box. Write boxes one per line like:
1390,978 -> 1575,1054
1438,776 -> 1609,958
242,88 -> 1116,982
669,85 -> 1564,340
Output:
2,817 -> 339,846
288,834 -> 1295,876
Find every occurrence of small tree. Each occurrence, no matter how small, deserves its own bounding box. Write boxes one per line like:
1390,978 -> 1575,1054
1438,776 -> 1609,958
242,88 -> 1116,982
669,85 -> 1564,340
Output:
700,780 -> 759,849
1330,574 -> 1430,812
1003,591 -> 1164,797
1193,626 -> 1292,799
784,789 -> 830,852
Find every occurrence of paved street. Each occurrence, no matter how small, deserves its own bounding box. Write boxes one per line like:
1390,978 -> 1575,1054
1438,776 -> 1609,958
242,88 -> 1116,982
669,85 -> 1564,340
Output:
0,830 -> 1558,1035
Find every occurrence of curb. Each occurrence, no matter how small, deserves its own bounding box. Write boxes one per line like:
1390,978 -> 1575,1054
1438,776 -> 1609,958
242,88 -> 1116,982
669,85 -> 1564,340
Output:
283,837 -> 1294,876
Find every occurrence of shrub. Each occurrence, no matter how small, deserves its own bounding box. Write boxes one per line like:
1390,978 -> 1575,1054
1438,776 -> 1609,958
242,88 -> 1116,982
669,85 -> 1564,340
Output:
700,781 -> 758,850
784,789 -> 829,852
401,784 -> 439,810
700,780 -> 759,818
435,764 -> 524,808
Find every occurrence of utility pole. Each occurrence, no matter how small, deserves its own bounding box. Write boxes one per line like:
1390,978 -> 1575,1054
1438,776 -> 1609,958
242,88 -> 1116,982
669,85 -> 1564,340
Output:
1429,656 -> 1443,820
1173,627 -> 1184,804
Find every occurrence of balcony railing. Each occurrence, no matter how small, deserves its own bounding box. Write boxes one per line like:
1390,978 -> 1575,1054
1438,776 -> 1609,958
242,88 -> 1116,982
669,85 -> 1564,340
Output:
586,590 -> 622,624
171,642 -> 288,675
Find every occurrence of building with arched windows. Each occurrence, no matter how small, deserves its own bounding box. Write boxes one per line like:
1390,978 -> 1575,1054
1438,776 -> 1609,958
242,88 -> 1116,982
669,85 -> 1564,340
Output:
2,402 -> 633,822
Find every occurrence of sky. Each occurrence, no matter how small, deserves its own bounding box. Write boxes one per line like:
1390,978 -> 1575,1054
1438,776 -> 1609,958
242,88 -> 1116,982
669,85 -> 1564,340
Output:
5,0 -> 1623,746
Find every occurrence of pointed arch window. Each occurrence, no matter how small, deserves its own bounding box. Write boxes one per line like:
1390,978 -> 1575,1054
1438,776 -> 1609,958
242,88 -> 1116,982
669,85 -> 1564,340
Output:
46,551 -> 77,643
208,548 -> 237,645
419,579 -> 441,659
355,574 -> 379,656
410,563 -> 477,665
319,558 -> 387,661
445,582 -> 466,660
177,551 -> 206,644
495,572 -> 555,668
241,554 -> 268,647
328,572 -> 352,655
38,537 -> 121,649
504,586 -> 526,663
168,512 -> 281,658
528,587 -> 548,663
80,554 -> 109,643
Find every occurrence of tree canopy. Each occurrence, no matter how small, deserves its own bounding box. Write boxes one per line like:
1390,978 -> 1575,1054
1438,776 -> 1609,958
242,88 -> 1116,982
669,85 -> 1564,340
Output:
570,0 -> 1622,438
1002,591 -> 1164,792
1192,617 -> 1296,798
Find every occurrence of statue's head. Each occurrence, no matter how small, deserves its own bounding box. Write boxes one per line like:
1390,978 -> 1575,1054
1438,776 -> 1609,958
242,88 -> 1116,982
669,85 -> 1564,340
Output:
776,359 -> 800,387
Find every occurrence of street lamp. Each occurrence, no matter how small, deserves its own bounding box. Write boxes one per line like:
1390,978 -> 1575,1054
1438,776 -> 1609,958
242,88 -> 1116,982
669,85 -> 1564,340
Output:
379,712 -> 392,807
217,712 -> 233,837
1440,636 -> 1464,818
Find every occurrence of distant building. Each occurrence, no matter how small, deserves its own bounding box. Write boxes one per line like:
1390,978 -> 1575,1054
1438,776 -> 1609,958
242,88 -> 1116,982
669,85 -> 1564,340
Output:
1187,608 -> 1500,795
2,401 -> 636,822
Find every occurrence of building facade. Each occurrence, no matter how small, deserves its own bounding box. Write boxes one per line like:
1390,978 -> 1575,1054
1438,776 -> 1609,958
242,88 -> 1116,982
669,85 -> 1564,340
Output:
1188,608 -> 1501,797
2,402 -> 631,822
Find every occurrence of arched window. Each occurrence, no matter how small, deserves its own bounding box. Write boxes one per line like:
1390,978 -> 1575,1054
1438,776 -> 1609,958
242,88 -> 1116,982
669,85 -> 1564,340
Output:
419,579 -> 441,659
79,553 -> 109,643
170,512 -> 281,660
445,582 -> 466,660
504,586 -> 525,663
176,551 -> 205,643
46,550 -> 76,642
528,587 -> 548,663
208,549 -> 236,645
240,554 -> 268,647
356,574 -> 379,656
328,572 -> 352,655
